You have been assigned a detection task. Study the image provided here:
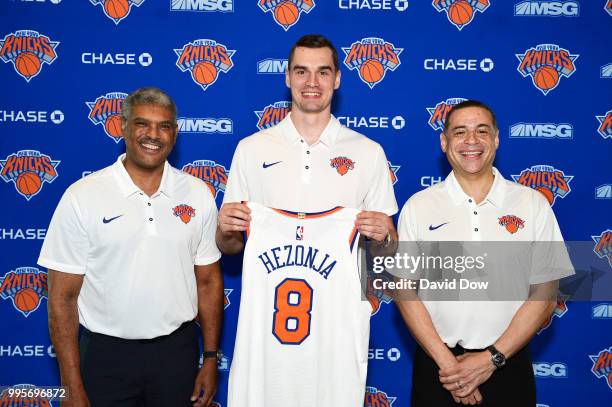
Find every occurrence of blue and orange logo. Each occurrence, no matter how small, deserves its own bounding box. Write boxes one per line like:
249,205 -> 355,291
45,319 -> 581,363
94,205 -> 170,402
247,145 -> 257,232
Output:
259,0 -> 315,31
596,109 -> 612,140
516,44 -> 578,95
89,0 -> 145,25
0,267 -> 48,318
511,165 -> 573,206
175,39 -> 235,91
367,275 -> 393,316
433,0 -> 490,30
606,0 -> 612,16
364,386 -> 396,406
343,37 -> 403,89
592,229 -> 612,269
498,215 -> 525,234
86,92 -> 127,143
224,288 -> 232,310
538,294 -> 569,334
182,160 -> 228,199
388,161 -> 400,186
255,101 -> 291,130
589,346 -> 612,390
330,156 -> 355,176
427,97 -> 467,131
0,30 -> 59,82
0,384 -> 53,406
0,150 -> 60,201
173,204 -> 196,224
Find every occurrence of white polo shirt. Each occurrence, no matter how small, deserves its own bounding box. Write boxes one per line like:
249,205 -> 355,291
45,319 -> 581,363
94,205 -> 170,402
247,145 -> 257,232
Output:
223,113 -> 398,214
38,154 -> 221,339
398,168 -> 573,349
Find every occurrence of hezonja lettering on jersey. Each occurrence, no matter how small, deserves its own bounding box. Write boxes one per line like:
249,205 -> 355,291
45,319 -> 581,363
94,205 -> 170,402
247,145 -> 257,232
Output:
258,244 -> 337,279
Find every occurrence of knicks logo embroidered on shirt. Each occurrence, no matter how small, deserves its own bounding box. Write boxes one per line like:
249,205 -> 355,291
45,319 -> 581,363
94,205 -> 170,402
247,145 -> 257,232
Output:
173,204 -> 196,224
498,215 -> 525,234
330,156 -> 355,175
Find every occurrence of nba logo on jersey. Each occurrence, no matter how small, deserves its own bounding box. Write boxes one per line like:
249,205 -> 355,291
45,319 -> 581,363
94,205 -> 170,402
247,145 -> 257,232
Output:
296,225 -> 304,240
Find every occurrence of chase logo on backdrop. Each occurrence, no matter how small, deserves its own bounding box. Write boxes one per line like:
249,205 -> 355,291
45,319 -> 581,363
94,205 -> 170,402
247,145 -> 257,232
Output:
364,386 -> 396,406
589,346 -> 612,389
424,57 -> 494,72
255,101 -> 291,130
596,110 -> 612,139
177,117 -> 233,134
81,52 -> 152,67
338,0 -> 409,11
170,0 -> 234,12
259,0 -> 315,31
0,30 -> 59,82
175,39 -> 235,91
86,92 -> 128,143
342,37 -> 403,89
516,44 -> 578,95
511,165 -> 573,206
432,0 -> 490,31
337,115 -> 405,130
0,110 -> 64,125
0,384 -> 53,406
426,97 -> 467,131
0,150 -> 59,201
257,58 -> 287,74
89,0 -> 145,24
181,160 -> 228,199
592,229 -> 612,269
509,123 -> 573,139
514,1 -> 580,16
0,267 -> 48,318
538,294 -> 568,334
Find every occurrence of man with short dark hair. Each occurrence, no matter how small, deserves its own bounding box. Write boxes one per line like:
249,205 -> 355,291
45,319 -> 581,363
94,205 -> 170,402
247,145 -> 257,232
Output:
396,100 -> 573,406
39,87 -> 223,407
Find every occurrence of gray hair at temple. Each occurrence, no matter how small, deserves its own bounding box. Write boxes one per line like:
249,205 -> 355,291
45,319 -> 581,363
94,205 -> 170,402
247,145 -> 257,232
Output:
121,87 -> 177,126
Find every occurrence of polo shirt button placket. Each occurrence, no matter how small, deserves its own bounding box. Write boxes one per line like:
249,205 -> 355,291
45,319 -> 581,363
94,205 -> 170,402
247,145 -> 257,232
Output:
301,140 -> 312,184
469,198 -> 481,240
143,194 -> 157,235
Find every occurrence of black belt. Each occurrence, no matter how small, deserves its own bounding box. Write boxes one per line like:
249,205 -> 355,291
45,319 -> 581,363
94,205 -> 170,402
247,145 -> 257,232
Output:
81,320 -> 195,344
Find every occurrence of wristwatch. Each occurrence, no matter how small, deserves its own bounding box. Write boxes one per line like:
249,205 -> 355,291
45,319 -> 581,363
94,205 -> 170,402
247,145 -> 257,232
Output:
202,349 -> 223,363
486,345 -> 506,368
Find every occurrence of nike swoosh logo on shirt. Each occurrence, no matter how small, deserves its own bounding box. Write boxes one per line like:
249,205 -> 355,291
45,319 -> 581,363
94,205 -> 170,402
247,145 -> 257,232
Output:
103,215 -> 124,224
262,161 -> 282,169
429,222 -> 449,231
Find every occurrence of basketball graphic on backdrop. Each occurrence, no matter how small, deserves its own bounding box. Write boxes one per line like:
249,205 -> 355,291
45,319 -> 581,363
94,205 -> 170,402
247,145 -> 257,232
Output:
360,59 -> 385,85
105,115 -> 123,139
534,66 -> 559,91
16,172 -> 42,196
274,1 -> 299,26
448,0 -> 473,25
15,52 -> 41,79
192,61 -> 218,85
13,288 -> 40,314
104,0 -> 130,20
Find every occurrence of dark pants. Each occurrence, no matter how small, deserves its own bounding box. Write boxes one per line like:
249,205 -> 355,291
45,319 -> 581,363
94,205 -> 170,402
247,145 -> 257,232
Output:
79,321 -> 199,407
412,344 -> 536,407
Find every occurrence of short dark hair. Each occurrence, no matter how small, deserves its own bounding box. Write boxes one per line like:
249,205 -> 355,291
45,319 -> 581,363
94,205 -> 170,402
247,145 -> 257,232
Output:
288,34 -> 339,71
444,100 -> 498,132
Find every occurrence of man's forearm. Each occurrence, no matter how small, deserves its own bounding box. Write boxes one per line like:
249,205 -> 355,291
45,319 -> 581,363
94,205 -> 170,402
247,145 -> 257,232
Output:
197,269 -> 223,352
48,298 -> 85,391
215,227 -> 244,255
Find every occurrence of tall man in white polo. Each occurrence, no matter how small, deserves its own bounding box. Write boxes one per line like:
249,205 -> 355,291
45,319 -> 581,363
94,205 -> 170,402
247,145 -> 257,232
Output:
38,88 -> 223,407
396,100 -> 573,406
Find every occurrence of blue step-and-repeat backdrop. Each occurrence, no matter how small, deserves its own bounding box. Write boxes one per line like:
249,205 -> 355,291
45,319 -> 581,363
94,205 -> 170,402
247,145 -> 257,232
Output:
1,1 -> 611,406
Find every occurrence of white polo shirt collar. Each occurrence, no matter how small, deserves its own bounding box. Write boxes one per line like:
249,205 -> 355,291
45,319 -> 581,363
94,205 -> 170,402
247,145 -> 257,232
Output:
280,113 -> 341,147
445,167 -> 506,208
112,153 -> 173,199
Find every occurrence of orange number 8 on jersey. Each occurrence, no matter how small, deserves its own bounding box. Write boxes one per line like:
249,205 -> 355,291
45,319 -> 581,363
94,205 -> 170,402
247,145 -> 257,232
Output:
273,278 -> 313,345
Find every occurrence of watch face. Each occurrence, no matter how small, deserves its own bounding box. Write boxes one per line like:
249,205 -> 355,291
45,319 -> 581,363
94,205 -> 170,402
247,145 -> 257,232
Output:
493,353 -> 505,366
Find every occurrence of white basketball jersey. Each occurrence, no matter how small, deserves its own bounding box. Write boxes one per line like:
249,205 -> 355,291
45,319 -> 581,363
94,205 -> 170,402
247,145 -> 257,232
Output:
228,202 -> 371,407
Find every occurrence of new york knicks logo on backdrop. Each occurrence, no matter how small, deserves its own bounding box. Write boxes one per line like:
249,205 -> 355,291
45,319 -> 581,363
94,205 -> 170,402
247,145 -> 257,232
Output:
433,0 -> 490,30
0,30 -> 59,82
592,229 -> 612,269
427,97 -> 467,131
255,101 -> 291,130
606,0 -> 612,16
538,294 -> 569,334
224,288 -> 232,309
182,160 -> 228,199
343,38 -> 402,89
367,274 -> 393,316
364,386 -> 396,406
86,92 -> 128,143
589,346 -> 612,390
388,161 -> 400,185
516,44 -> 578,95
511,165 -> 573,206
0,150 -> 60,201
259,0 -> 315,31
0,267 -> 48,317
89,0 -> 145,24
0,384 -> 53,406
175,39 -> 235,91
596,109 -> 612,139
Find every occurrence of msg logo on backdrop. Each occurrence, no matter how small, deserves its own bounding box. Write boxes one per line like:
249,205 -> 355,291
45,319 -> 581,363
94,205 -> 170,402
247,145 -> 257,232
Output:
514,1 -> 580,16
0,267 -> 48,317
342,37 -> 402,89
0,150 -> 59,201
433,0 -> 490,30
259,0 -> 315,31
178,117 -> 233,134
89,0 -> 145,24
0,30 -> 59,82
509,123 -> 573,139
171,0 -> 234,12
86,92 -> 128,143
426,97 -> 467,131
516,44 -> 578,95
255,101 -> 291,130
175,39 -> 235,91
511,165 -> 573,206
182,160 -> 228,199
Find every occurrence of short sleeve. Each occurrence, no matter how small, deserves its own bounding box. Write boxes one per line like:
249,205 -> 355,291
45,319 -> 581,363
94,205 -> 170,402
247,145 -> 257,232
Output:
195,192 -> 222,265
38,190 -> 89,274
363,144 -> 398,216
222,141 -> 249,205
398,199 -> 418,241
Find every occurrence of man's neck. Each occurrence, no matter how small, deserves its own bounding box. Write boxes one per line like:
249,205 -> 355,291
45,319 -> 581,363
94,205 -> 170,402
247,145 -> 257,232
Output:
122,158 -> 164,197
290,110 -> 332,145
454,168 -> 495,204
